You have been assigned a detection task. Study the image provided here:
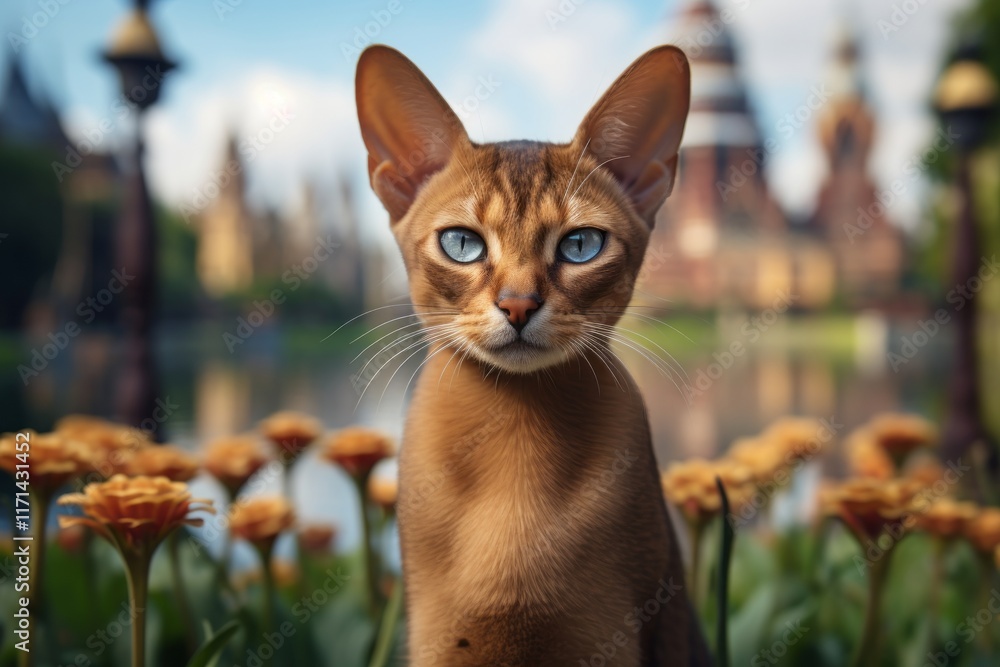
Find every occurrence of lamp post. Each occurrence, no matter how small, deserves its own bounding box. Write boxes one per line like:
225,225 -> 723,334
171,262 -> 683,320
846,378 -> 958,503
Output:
933,42 -> 998,461
103,1 -> 176,431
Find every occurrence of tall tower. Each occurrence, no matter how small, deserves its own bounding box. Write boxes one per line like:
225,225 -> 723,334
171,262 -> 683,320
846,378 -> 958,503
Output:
196,136 -> 255,296
648,0 -> 787,308
811,26 -> 902,304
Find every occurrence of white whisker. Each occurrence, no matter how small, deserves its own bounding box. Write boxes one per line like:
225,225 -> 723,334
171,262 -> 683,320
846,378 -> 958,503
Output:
562,137 -> 591,203
321,303 -> 458,341
377,332 -> 461,414
570,154 -> 630,201
586,322 -> 690,382
350,311 -> 456,344
354,324 -> 456,376
355,328 -> 458,409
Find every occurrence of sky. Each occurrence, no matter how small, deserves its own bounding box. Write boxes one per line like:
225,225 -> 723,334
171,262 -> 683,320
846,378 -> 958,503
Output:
0,0 -> 975,239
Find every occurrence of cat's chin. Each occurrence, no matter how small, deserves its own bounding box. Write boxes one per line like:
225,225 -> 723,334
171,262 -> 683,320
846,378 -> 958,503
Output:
474,340 -> 570,375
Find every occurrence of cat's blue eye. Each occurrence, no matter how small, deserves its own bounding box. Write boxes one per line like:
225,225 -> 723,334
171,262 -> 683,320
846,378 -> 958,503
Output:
439,228 -> 486,263
558,228 -> 605,263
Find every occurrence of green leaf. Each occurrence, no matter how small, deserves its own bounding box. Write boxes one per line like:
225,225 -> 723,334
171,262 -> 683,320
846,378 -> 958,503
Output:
729,585 -> 777,667
368,581 -> 404,667
186,620 -> 241,667
715,477 -> 735,667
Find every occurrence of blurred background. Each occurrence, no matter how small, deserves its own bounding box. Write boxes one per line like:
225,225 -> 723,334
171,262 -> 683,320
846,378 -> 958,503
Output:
1,0 -> 999,545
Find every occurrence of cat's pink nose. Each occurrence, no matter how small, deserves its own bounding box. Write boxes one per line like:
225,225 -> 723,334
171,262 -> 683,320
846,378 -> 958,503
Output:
497,296 -> 542,332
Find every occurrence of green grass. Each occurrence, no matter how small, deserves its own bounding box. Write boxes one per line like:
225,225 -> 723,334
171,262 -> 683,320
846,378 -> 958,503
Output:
624,313 -> 860,361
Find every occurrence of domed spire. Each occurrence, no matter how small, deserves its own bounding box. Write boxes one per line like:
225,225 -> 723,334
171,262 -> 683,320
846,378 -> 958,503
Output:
815,21 -> 875,169
827,20 -> 866,101
671,0 -> 759,147
672,0 -> 736,65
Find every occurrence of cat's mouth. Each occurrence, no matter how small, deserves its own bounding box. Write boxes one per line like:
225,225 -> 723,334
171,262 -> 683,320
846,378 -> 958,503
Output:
491,338 -> 542,352
476,336 -> 569,374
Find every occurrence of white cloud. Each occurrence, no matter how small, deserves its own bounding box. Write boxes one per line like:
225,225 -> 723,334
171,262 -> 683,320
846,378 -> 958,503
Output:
726,0 -> 973,221
462,0 -> 661,142
132,0 -> 975,238
144,67 -> 362,218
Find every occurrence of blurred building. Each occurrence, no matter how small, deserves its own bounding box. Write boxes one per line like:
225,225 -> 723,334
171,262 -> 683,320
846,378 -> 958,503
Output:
196,136 -> 256,297
0,56 -> 121,328
809,28 -> 905,303
0,57 -> 66,148
193,134 -> 372,309
647,0 -> 903,310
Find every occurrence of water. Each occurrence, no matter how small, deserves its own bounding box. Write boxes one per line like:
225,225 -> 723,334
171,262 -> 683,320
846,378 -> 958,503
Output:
1,314 -> 957,557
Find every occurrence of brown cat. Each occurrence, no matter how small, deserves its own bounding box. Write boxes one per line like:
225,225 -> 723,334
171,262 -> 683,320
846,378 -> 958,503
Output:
355,45 -> 710,666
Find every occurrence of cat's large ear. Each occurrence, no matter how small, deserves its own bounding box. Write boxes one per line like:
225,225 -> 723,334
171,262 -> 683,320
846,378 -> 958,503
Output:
572,46 -> 690,226
356,45 -> 471,222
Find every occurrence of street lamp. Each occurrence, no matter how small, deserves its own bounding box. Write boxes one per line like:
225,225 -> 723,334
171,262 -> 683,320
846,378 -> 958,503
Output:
102,1 -> 177,431
933,42 -> 998,461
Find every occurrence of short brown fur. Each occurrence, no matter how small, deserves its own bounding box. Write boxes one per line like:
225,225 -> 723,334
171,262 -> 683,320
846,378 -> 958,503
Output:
356,45 -> 711,666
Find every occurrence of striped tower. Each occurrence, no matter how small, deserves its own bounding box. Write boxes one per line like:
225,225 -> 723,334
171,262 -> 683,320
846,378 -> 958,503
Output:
649,0 -> 788,309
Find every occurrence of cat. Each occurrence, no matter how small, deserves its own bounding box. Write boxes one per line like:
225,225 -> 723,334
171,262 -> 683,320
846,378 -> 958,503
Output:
355,44 -> 711,666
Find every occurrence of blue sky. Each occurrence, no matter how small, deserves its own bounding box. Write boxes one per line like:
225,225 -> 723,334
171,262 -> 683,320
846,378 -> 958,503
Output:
1,0 -> 974,235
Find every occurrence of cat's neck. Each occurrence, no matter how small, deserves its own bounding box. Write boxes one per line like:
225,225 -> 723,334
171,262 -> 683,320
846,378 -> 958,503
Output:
405,341 -> 651,505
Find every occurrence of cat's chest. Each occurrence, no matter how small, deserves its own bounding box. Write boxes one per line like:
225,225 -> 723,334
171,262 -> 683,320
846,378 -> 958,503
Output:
405,419 -> 630,602
400,357 -> 649,601
448,461 -> 614,607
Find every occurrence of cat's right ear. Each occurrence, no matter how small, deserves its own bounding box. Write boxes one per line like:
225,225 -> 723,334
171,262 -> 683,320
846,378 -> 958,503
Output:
573,46 -> 690,227
356,46 -> 470,222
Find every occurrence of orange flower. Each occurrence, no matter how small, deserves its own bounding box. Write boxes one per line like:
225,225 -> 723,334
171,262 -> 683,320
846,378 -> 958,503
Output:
298,523 -> 337,554
903,456 -> 946,488
270,559 -> 300,588
323,427 -> 393,479
0,430 -> 96,496
56,415 -> 150,475
764,417 -> 826,461
845,432 -> 895,480
121,445 -> 199,482
232,559 -> 301,590
260,411 -> 322,459
727,437 -> 789,483
367,474 -> 398,511
866,413 -> 937,459
918,499 -> 978,539
203,435 -> 271,496
57,475 -> 214,555
229,496 -> 295,549
661,459 -> 754,523
965,507 -> 1000,554
821,478 -> 920,542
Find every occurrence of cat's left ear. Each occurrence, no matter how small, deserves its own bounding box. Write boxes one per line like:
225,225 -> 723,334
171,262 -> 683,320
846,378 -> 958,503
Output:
573,46 -> 690,226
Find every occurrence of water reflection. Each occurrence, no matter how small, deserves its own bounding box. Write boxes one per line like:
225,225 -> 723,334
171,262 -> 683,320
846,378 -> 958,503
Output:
6,317 -> 949,462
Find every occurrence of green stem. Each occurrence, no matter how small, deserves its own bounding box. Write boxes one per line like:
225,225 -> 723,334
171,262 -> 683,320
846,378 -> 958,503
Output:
927,537 -> 946,653
257,542 -> 277,665
715,478 -> 735,667
354,475 -> 380,618
168,531 -> 198,652
687,519 -> 704,608
976,554 -> 995,650
20,493 -> 49,667
218,532 -> 233,585
368,578 -> 404,667
851,547 -> 892,667
125,554 -> 151,667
